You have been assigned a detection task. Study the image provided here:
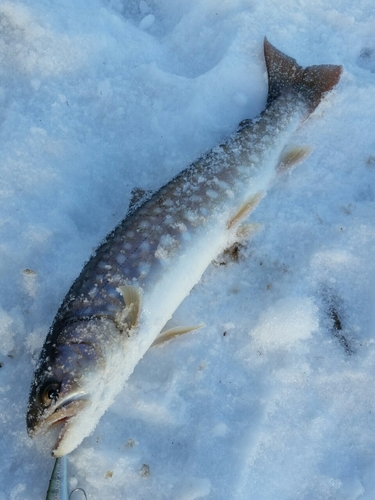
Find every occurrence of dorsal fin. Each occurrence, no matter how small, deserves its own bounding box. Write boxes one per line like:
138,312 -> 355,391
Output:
127,188 -> 152,215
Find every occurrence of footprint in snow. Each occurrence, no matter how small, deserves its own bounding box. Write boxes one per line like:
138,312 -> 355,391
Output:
357,47 -> 375,73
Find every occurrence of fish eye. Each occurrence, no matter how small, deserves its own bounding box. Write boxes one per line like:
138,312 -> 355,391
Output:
40,382 -> 61,407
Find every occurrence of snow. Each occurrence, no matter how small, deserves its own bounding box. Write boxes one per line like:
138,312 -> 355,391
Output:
0,0 -> 375,498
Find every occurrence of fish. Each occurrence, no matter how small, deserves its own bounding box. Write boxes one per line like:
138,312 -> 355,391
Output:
26,38 -> 342,457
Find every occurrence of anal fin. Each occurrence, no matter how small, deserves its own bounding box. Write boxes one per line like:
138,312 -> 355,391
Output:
151,323 -> 204,347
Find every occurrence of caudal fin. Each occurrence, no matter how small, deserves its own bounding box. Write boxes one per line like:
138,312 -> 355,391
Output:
264,37 -> 342,113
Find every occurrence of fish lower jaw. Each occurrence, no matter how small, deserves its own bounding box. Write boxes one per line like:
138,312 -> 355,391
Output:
52,419 -> 73,457
48,398 -> 90,427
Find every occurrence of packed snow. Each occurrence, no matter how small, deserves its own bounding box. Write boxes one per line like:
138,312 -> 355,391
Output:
1,0 -> 375,498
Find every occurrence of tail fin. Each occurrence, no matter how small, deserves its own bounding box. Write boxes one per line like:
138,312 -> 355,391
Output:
264,37 -> 342,113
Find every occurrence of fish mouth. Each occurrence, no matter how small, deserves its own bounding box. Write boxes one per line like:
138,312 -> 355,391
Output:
29,397 -> 91,456
44,398 -> 90,431
50,398 -> 91,457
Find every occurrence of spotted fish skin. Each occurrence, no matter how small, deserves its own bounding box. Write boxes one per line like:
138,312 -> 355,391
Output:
55,97 -> 302,320
27,39 -> 342,457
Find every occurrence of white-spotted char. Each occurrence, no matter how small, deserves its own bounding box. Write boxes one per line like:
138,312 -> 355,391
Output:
27,38 -> 342,457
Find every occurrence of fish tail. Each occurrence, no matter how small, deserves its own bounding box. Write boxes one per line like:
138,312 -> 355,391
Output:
264,37 -> 342,113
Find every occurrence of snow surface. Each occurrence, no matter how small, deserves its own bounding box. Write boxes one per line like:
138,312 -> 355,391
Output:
1,0 -> 375,498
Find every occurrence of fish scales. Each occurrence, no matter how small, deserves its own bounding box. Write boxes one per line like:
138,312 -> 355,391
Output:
55,95 -> 302,324
27,38 -> 342,457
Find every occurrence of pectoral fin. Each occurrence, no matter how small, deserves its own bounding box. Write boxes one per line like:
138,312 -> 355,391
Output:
116,285 -> 142,333
151,323 -> 204,347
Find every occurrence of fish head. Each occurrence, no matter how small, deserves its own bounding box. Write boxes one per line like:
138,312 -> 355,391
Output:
27,318 -> 120,457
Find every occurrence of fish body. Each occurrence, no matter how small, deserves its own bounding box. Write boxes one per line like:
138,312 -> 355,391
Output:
27,39 -> 342,456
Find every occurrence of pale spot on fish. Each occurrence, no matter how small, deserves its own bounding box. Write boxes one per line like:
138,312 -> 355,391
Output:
155,234 -> 179,261
165,215 -> 175,225
125,230 -> 135,238
206,189 -> 219,199
185,210 -> 205,226
163,199 -> 175,208
107,288 -> 120,299
98,261 -> 112,270
138,262 -> 151,276
172,222 -> 187,233
190,194 -> 202,204
117,254 -> 126,265
138,220 -> 150,230
139,241 -> 150,252
213,178 -> 230,191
